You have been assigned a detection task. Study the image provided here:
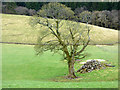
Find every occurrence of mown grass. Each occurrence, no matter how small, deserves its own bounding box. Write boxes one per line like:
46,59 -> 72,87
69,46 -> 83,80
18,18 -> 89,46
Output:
2,80 -> 118,88
2,44 -> 118,88
2,14 -> 119,44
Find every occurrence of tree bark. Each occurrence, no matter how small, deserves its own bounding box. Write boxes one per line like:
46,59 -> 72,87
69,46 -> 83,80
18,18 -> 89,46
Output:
67,60 -> 77,79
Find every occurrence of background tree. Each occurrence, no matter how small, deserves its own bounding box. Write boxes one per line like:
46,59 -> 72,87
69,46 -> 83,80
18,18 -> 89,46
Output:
97,10 -> 111,27
30,2 -> 91,79
15,6 -> 29,15
78,11 -> 91,23
91,11 -> 101,26
2,2 -> 17,14
74,6 -> 87,15
28,9 -> 36,16
110,10 -> 119,29
37,2 -> 75,20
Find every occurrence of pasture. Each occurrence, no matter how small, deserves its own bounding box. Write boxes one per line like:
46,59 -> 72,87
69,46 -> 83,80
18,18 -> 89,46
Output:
2,44 -> 118,88
2,14 -> 119,44
1,14 -> 118,88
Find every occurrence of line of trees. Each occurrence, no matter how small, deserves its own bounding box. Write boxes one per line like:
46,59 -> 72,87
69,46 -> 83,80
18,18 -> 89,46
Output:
74,9 -> 119,30
2,2 -> 120,30
2,3 -> 36,16
2,2 -> 120,11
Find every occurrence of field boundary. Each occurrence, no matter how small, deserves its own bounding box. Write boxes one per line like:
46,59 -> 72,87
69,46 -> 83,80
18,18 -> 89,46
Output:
0,42 -> 37,45
0,42 -> 119,45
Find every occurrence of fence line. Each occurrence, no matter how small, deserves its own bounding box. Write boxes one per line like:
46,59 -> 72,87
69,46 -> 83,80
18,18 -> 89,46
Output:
0,42 -> 118,45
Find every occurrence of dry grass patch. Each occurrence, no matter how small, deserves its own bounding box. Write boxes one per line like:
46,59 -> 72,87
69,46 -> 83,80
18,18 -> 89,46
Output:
2,14 -> 119,44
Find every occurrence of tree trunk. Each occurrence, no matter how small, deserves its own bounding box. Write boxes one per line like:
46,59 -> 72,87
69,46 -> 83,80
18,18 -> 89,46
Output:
67,60 -> 77,79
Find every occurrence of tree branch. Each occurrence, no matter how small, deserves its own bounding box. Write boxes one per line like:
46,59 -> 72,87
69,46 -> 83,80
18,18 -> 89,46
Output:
75,28 -> 90,56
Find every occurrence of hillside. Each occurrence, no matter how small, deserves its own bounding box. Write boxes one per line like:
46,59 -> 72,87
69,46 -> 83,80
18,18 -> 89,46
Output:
1,14 -> 118,88
2,14 -> 119,45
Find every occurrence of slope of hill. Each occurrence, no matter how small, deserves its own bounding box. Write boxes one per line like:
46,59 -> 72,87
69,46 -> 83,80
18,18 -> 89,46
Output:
1,14 -> 118,45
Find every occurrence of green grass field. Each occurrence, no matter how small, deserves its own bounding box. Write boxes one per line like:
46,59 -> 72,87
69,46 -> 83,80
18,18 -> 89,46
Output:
2,14 -> 119,44
1,14 -> 118,88
2,44 -> 118,88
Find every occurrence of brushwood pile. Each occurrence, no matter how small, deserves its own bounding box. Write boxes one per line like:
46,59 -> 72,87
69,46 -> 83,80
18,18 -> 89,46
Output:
76,60 -> 115,73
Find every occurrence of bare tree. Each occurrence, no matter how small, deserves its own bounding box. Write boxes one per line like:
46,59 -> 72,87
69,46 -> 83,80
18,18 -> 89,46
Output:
30,3 -> 91,79
15,6 -> 29,15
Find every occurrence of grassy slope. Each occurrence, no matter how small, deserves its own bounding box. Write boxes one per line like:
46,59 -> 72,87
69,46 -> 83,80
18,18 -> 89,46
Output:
2,44 -> 118,88
2,14 -> 119,44
1,14 -> 118,88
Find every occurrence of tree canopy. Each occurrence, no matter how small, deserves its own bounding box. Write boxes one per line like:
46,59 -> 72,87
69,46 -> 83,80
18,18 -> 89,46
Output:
30,3 -> 91,79
37,2 -> 75,19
